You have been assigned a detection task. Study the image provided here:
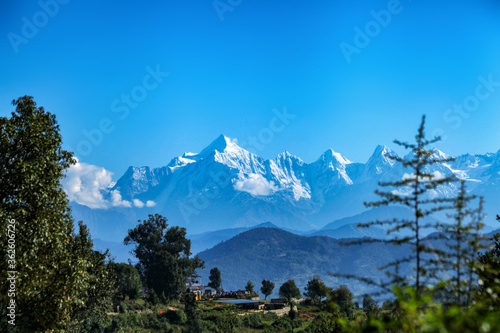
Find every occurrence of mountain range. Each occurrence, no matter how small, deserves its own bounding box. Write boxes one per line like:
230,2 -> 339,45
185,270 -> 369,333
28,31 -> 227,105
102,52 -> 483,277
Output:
195,227 -> 415,298
94,219 -> 387,263
71,134 -> 500,243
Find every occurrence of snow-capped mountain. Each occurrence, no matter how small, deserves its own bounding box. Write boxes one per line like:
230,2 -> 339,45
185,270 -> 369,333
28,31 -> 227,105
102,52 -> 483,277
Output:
71,134 -> 500,241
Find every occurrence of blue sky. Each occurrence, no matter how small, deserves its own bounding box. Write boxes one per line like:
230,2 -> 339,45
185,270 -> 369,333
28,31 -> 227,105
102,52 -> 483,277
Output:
1,0 -> 500,176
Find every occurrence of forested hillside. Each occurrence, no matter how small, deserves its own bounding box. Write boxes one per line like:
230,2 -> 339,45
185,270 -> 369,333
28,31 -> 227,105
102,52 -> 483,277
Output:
197,227 -> 414,297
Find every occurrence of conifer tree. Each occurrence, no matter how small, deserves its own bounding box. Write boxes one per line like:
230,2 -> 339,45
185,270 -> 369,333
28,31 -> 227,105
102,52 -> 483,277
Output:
465,197 -> 486,306
332,115 -> 457,296
438,180 -> 487,305
476,214 -> 500,308
365,115 -> 457,294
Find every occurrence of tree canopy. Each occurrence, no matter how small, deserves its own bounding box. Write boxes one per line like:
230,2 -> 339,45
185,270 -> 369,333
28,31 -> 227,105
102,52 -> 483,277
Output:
0,96 -> 113,331
208,267 -> 222,293
279,280 -> 301,304
112,262 -> 142,300
245,280 -> 255,293
304,276 -> 328,302
124,213 -> 204,300
261,280 -> 275,300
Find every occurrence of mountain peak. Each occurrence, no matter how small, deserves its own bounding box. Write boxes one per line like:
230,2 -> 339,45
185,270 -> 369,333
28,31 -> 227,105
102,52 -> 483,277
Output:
207,134 -> 232,150
373,144 -> 390,154
362,145 -> 397,177
369,145 -> 397,161
431,148 -> 452,160
276,150 -> 303,162
319,149 -> 351,166
197,134 -> 243,158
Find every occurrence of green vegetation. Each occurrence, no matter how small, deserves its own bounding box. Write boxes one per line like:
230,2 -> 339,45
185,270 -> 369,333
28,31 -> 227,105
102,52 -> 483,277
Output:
3,98 -> 500,332
353,115 -> 457,295
0,96 -> 114,331
208,267 -> 222,294
112,262 -> 142,301
304,276 -> 328,303
261,279 -> 275,300
245,280 -> 255,293
279,280 -> 301,304
124,213 -> 205,300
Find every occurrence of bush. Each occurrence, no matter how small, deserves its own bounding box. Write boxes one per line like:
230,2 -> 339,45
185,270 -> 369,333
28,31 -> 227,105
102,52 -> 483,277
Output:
215,310 -> 241,332
118,302 -> 128,313
104,312 -> 174,332
271,315 -> 292,331
242,313 -> 264,329
304,314 -> 343,333
164,309 -> 187,325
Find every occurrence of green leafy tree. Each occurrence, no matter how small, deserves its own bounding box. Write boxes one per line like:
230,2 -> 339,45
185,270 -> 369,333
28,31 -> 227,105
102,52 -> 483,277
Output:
304,276 -> 328,302
362,294 -> 380,318
261,280 -> 275,300
245,280 -> 255,293
67,222 -> 115,332
184,292 -> 203,333
279,279 -> 301,305
0,96 -> 112,331
208,267 -> 222,294
279,280 -> 301,333
330,285 -> 355,319
124,214 -> 204,300
112,262 -> 142,300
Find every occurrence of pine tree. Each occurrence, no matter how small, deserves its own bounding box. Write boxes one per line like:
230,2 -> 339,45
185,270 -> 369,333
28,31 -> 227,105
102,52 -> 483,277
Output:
476,214 -> 500,308
465,197 -> 486,306
331,115 -> 457,297
366,115 -> 457,294
439,180 -> 486,305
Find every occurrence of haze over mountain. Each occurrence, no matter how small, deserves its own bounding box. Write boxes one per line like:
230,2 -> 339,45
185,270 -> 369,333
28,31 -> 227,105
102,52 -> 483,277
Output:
196,227 -> 415,298
69,134 -> 500,242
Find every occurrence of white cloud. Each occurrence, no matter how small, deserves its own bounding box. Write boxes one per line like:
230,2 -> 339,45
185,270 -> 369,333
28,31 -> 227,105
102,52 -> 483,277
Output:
110,190 -> 132,208
234,173 -> 278,196
146,200 -> 157,207
133,199 -> 144,208
62,158 -> 156,209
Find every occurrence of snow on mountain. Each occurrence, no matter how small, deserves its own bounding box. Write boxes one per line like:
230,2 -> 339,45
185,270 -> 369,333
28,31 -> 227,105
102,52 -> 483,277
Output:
361,145 -> 397,180
69,134 -> 500,240
113,166 -> 167,198
266,151 -> 310,201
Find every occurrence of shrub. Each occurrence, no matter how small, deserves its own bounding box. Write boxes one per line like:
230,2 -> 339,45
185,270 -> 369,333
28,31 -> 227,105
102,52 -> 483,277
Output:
242,313 -> 264,329
164,309 -> 187,325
